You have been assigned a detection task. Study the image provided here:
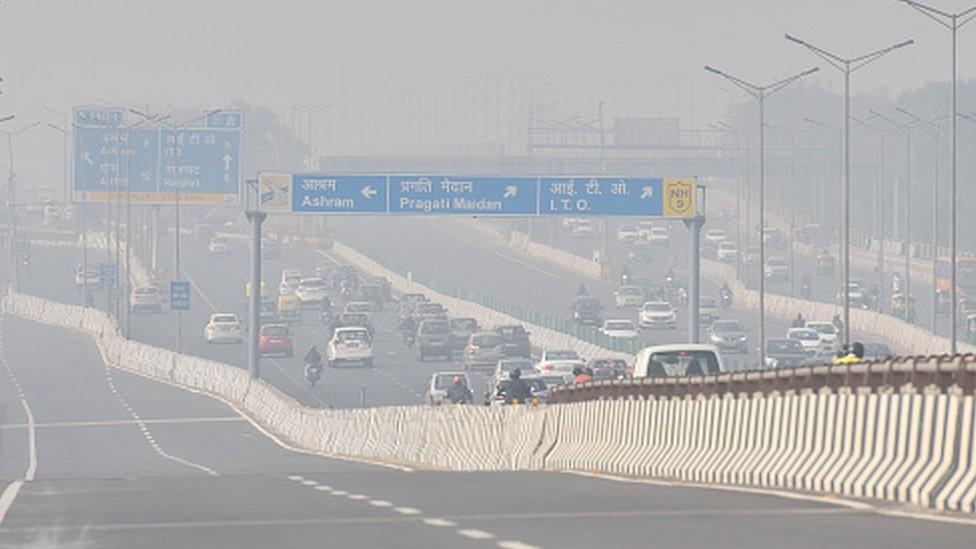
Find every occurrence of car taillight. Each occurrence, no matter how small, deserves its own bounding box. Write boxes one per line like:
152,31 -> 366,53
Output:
541,364 -> 553,372
467,347 -> 475,356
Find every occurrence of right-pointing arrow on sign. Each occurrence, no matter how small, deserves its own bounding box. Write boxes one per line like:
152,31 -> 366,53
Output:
640,186 -> 654,199
361,185 -> 378,199
503,185 -> 518,199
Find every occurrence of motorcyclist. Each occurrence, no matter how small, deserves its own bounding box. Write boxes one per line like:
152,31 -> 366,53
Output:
577,283 -> 588,297
665,267 -> 676,284
792,313 -> 806,328
445,376 -> 472,404
304,345 -> 322,365
676,286 -> 688,306
573,366 -> 593,384
401,315 -> 418,345
620,266 -> 632,285
504,368 -> 534,404
832,314 -> 844,333
800,276 -> 812,298
834,341 -> 865,365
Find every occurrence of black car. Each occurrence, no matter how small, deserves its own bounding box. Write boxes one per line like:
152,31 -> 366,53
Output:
417,318 -> 452,361
765,339 -> 808,369
573,296 -> 602,326
366,276 -> 392,301
588,358 -> 630,380
862,342 -> 893,361
493,324 -> 532,358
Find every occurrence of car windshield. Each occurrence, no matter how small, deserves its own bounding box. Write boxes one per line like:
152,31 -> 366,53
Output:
768,340 -> 804,354
712,321 -> 743,332
700,297 -> 717,308
618,286 -> 642,296
499,360 -> 532,372
644,303 -> 671,312
647,351 -> 721,376
212,315 -> 237,324
342,314 -> 368,324
434,375 -> 465,390
420,321 -> 449,334
808,323 -> 836,335
451,318 -> 478,331
472,334 -> 502,347
495,326 -> 525,336
134,288 -> 156,295
789,330 -> 819,341
261,326 -> 289,336
605,321 -> 634,331
546,350 -> 579,360
338,330 -> 369,342
300,278 -> 326,288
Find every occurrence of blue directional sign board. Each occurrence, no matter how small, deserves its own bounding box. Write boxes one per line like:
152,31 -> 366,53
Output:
258,173 -> 697,218
72,106 -> 242,205
170,280 -> 191,312
99,262 -> 117,288
538,177 -> 663,216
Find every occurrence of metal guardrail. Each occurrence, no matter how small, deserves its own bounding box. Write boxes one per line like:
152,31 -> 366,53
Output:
549,354 -> 976,403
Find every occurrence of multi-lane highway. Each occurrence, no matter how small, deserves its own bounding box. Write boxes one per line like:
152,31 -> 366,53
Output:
4,230 -> 976,547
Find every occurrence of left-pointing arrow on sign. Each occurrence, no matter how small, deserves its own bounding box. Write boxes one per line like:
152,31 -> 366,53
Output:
503,185 -> 518,198
361,185 -> 378,199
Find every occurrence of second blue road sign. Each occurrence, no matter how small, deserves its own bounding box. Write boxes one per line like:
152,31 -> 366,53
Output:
257,173 -> 696,218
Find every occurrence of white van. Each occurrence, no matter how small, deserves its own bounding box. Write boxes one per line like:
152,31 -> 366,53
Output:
632,344 -> 725,378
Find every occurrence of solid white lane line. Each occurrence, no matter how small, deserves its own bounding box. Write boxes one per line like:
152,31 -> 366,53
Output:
458,528 -> 495,540
0,314 -> 37,528
300,480 -> 318,486
287,475 -> 304,481
369,499 -> 393,507
423,518 -> 456,527
347,494 -> 368,500
497,542 -> 540,549
314,485 -> 332,491
394,507 -> 422,515
331,490 -> 348,496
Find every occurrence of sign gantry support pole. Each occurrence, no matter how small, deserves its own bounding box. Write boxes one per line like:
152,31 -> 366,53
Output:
246,209 -> 267,380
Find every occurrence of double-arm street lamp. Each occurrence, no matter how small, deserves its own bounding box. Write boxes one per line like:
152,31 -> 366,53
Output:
786,33 -> 914,347
704,64 -> 819,369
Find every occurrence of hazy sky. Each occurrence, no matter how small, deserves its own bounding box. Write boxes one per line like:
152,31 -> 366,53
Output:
1,0 -> 973,182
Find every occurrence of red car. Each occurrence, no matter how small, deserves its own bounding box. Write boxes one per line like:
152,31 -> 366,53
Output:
259,324 -> 293,357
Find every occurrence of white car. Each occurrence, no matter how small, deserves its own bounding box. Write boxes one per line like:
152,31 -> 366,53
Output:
294,277 -> 329,306
647,226 -> 670,244
717,241 -> 738,262
130,286 -> 163,313
600,319 -> 640,339
208,236 -> 230,256
539,349 -> 580,363
806,321 -> 839,353
492,358 -> 535,382
703,228 -> 727,243
787,327 -> 825,357
204,313 -> 243,343
427,372 -> 473,405
327,326 -> 374,367
639,301 -> 676,329
535,358 -> 586,375
614,285 -> 645,308
572,219 -> 594,237
616,225 -> 640,243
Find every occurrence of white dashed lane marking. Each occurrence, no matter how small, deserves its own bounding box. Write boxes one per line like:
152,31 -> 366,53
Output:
287,475 -> 541,548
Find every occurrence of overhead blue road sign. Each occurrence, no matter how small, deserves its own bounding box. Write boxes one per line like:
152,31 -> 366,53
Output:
74,107 -> 124,128
256,173 -> 697,217
538,177 -> 663,216
258,173 -> 388,214
72,106 -> 242,205
388,175 -> 538,215
99,262 -> 117,288
170,280 -> 191,311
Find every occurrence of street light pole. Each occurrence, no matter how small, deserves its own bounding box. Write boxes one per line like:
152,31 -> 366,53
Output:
2,121 -> 41,291
786,33 -> 914,348
704,64 -> 819,369
896,0 -> 976,353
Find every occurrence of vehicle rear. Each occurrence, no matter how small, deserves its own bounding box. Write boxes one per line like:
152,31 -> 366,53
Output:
639,301 -> 676,329
708,320 -> 748,353
632,344 -> 724,378
328,327 -> 373,367
427,372 -> 472,405
208,236 -> 230,255
258,324 -> 293,357
765,339 -> 808,368
493,325 -> 531,357
465,332 -> 504,370
295,277 -> 329,306
417,318 -> 452,361
450,317 -> 479,351
614,285 -> 645,308
206,313 -> 243,343
573,297 -> 602,326
493,358 -> 535,382
131,286 -> 163,313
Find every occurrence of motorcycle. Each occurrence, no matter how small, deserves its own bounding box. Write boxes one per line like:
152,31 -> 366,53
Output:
305,362 -> 323,386
720,291 -> 732,309
676,287 -> 688,307
403,329 -> 416,348
800,283 -> 812,299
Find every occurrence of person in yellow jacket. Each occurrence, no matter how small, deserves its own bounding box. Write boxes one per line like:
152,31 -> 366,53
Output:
833,341 -> 865,365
